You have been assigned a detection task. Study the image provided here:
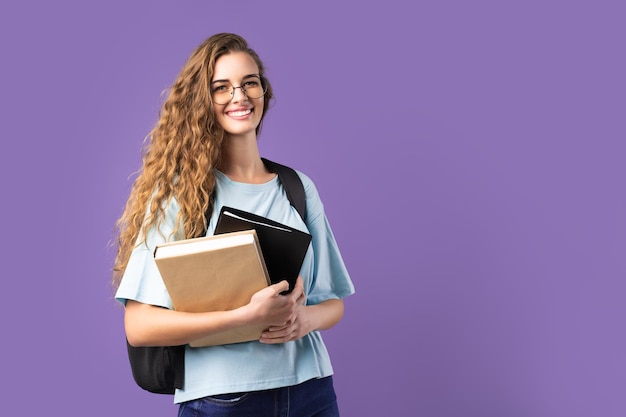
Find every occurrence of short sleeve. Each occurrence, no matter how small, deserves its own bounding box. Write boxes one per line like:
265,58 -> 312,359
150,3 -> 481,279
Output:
297,172 -> 355,305
114,198 -> 184,309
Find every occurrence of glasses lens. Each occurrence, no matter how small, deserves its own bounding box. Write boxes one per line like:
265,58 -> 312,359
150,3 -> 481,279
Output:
242,78 -> 266,99
211,82 -> 233,105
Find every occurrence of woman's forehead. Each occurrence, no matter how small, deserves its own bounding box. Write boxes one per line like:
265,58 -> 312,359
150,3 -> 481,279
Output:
212,51 -> 259,81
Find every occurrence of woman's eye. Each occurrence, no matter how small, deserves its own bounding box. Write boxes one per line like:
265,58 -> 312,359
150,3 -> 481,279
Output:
243,80 -> 259,87
212,85 -> 229,93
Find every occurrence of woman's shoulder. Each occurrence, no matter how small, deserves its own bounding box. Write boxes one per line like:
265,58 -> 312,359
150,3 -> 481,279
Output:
289,168 -> 327,224
293,168 -> 314,188
289,167 -> 318,199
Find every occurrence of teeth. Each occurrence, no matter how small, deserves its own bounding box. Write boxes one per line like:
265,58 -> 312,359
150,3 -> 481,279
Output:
229,109 -> 251,117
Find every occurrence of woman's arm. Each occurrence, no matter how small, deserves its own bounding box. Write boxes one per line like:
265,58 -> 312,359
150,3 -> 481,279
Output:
125,278 -> 304,347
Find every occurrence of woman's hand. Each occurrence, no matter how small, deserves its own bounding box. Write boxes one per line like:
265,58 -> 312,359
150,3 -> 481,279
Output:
259,279 -> 345,344
259,277 -> 309,344
244,276 -> 305,329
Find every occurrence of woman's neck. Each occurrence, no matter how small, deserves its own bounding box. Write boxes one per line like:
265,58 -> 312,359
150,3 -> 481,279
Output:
218,136 -> 274,184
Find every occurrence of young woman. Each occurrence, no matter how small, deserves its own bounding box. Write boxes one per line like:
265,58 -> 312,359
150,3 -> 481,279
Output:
112,33 -> 355,416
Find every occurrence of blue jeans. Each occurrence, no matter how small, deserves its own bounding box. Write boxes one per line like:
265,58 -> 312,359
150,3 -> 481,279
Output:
177,376 -> 340,417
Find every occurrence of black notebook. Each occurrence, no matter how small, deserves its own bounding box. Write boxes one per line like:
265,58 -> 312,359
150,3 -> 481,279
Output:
214,206 -> 312,293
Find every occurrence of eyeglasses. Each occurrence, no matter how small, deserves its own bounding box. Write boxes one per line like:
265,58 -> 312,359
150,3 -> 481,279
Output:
210,76 -> 267,105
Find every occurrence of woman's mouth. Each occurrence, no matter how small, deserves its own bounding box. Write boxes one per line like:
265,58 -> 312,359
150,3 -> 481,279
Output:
227,109 -> 252,118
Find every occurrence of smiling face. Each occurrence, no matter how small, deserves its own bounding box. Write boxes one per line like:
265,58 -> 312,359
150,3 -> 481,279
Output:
211,51 -> 265,140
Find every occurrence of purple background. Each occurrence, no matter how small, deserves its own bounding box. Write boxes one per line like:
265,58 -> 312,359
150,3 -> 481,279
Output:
1,1 -> 624,415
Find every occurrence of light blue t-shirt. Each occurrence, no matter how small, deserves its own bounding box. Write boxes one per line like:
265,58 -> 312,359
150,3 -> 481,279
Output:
115,169 -> 355,403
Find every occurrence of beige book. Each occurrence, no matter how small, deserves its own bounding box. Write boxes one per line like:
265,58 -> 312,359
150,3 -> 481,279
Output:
154,230 -> 270,347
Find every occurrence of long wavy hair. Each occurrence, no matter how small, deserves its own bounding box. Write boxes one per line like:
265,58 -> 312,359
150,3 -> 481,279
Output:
112,33 -> 274,289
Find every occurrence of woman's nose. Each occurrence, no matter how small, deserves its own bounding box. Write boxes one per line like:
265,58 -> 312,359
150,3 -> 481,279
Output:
231,86 -> 248,102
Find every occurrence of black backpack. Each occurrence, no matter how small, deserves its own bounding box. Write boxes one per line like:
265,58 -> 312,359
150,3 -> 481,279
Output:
126,158 -> 307,394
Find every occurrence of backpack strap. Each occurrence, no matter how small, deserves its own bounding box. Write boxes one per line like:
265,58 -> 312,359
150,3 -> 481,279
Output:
261,157 -> 307,221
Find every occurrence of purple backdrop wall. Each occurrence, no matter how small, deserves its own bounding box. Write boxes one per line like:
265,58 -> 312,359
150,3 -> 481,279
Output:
1,1 -> 624,416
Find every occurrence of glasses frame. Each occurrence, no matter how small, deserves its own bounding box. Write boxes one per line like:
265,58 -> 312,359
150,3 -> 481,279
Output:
210,75 -> 267,105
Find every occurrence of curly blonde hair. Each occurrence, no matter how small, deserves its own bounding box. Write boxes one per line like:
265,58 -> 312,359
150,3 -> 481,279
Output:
112,33 -> 274,289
